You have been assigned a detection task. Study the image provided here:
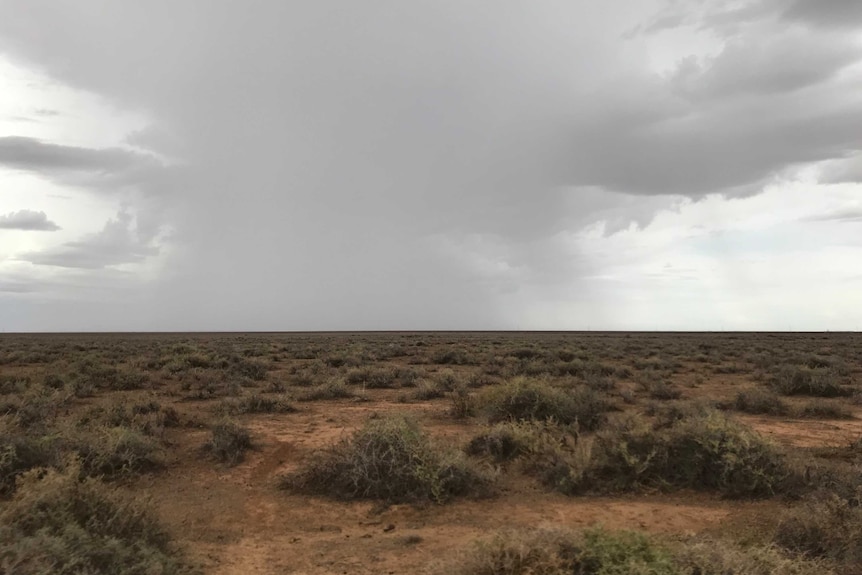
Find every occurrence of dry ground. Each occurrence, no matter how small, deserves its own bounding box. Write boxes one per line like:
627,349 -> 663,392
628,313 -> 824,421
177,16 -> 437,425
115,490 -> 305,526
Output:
2,331 -> 861,574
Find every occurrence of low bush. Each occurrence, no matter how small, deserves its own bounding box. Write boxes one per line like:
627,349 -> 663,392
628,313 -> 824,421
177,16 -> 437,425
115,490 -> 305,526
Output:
769,366 -> 851,397
544,411 -> 789,498
774,495 -> 862,568
74,426 -> 165,477
793,400 -> 854,420
731,388 -> 789,415
205,420 -> 252,466
440,527 -> 677,575
0,464 -> 185,574
441,528 -> 830,575
218,392 -> 296,415
478,378 -> 608,431
282,414 -> 493,503
297,379 -> 355,401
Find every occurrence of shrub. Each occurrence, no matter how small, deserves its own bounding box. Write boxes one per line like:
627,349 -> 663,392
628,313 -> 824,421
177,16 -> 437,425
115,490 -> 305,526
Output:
74,426 -> 165,477
793,400 -> 853,420
547,411 -> 789,498
674,539 -> 833,574
451,386 -> 477,419
345,367 -> 398,388
479,378 -> 608,431
440,527 -> 676,575
283,415 -> 493,503
731,388 -> 789,415
769,366 -> 850,397
774,495 -> 862,567
0,434 -> 60,496
206,420 -> 252,465
218,392 -> 296,415
298,379 -> 355,401
0,464 -> 184,574
411,380 -> 447,401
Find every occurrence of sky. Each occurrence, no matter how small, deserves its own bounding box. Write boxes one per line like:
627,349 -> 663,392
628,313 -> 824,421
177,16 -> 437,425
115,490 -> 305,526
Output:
0,0 -> 861,332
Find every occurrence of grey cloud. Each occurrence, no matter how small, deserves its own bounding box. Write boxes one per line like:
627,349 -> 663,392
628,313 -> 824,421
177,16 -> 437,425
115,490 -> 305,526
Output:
803,208 -> 862,223
781,0 -> 862,29
22,212 -> 158,269
668,32 -> 860,99
0,209 -> 60,231
0,135 -> 152,172
818,155 -> 862,184
0,1 -> 860,329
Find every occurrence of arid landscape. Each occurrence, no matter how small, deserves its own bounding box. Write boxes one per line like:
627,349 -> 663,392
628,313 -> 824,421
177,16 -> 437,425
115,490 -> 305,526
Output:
3,331 -> 862,574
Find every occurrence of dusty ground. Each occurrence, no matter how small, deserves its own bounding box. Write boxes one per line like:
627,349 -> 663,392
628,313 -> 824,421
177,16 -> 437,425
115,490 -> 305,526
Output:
2,331 -> 861,574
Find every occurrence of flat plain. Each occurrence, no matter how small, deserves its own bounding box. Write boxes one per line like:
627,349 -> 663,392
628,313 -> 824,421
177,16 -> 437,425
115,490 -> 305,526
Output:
2,331 -> 862,574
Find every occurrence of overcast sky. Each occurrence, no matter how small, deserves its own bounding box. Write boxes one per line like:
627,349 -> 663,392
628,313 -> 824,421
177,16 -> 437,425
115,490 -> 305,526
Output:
0,0 -> 861,331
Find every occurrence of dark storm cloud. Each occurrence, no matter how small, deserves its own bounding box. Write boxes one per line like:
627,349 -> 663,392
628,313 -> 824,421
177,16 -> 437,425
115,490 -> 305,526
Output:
0,0 -> 860,329
22,212 -> 157,269
0,136 -> 148,172
0,209 -> 60,231
781,0 -> 862,29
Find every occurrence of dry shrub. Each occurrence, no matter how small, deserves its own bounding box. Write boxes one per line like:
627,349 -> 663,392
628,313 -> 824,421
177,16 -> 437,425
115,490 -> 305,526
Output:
0,463 -> 185,574
774,495 -> 862,568
769,366 -> 850,397
479,377 -> 608,431
438,527 -> 676,575
731,388 -> 790,415
205,419 -> 252,466
218,392 -> 296,414
283,414 -> 493,503
440,528 -> 830,575
546,410 -> 789,498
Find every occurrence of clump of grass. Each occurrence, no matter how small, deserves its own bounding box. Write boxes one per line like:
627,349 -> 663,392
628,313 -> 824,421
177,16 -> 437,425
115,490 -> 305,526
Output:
0,433 -> 60,496
218,392 -> 296,415
774,495 -> 862,569
545,410 -> 789,498
731,388 -> 790,415
282,414 -> 493,503
645,380 -> 683,400
440,527 -> 676,575
793,400 -> 854,420
0,463 -> 185,574
466,420 -> 577,466
298,379 -> 356,401
769,366 -> 850,397
442,528 -> 830,575
451,386 -> 477,419
73,426 -> 165,477
478,377 -> 608,431
205,420 -> 252,466
344,366 -> 399,388
411,380 -> 447,401
674,538 -> 833,574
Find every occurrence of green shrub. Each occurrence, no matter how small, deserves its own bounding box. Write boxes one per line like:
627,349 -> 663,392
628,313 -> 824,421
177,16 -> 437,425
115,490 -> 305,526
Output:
283,415 -> 493,503
206,420 -> 252,465
479,378 -> 608,430
0,464 -> 184,574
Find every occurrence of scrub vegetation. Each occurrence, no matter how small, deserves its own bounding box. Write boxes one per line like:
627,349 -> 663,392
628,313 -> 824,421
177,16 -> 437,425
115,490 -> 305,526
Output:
1,331 -> 861,573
